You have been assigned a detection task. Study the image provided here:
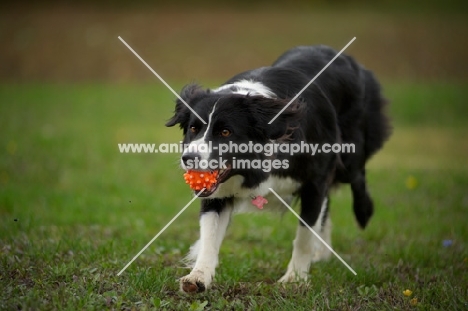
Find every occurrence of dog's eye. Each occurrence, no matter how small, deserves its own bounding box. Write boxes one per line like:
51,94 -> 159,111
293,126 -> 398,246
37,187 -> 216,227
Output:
221,129 -> 231,137
189,126 -> 198,134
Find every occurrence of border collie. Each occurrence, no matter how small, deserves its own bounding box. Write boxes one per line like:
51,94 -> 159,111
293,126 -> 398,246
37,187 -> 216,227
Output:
166,45 -> 391,293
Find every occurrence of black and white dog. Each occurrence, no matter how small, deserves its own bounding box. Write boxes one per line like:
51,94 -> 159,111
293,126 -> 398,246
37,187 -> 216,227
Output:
166,45 -> 391,293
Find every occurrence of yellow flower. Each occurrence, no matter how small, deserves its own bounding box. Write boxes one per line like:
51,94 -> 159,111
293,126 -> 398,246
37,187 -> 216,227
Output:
403,289 -> 413,297
410,298 -> 418,306
405,175 -> 418,190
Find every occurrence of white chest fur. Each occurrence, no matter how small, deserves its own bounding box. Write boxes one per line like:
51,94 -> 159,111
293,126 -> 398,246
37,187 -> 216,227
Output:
212,175 -> 300,213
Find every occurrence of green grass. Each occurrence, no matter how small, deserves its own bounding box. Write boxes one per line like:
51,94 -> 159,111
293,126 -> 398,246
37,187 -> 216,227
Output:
0,82 -> 467,310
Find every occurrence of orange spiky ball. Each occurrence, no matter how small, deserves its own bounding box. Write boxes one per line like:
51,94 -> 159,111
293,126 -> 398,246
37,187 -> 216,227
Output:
183,170 -> 218,191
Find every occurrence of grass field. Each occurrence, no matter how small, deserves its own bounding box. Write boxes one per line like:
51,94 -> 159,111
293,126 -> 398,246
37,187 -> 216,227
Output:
0,81 -> 467,310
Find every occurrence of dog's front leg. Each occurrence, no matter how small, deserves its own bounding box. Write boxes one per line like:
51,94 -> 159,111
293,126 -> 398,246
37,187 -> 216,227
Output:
180,199 -> 231,293
279,182 -> 332,283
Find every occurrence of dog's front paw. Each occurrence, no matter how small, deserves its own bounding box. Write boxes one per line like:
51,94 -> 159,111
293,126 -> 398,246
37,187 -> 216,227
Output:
180,270 -> 211,293
278,270 -> 308,283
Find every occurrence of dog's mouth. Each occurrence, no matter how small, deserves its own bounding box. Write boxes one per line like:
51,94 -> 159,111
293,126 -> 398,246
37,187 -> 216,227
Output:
185,165 -> 232,197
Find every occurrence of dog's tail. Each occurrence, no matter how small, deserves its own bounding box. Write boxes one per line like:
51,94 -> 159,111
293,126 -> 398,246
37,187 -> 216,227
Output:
351,70 -> 392,229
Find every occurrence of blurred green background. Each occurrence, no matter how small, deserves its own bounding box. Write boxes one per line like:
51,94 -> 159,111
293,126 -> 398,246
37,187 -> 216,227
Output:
1,1 -> 467,309
1,0 -> 468,83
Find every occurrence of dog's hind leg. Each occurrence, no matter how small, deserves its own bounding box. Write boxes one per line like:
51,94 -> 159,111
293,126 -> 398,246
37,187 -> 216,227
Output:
351,169 -> 374,229
279,184 -> 331,282
180,200 -> 232,293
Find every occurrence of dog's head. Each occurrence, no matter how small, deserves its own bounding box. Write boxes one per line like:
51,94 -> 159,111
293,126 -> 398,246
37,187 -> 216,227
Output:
166,83 -> 303,198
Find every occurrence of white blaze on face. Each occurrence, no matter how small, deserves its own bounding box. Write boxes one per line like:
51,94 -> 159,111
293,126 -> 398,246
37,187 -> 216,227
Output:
181,102 -> 218,169
213,80 -> 276,98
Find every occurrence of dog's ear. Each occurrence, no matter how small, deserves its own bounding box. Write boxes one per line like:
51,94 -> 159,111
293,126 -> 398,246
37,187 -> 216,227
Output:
248,97 -> 304,141
165,83 -> 205,129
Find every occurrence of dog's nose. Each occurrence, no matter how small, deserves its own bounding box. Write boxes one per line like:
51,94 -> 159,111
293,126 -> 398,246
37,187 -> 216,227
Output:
182,152 -> 200,166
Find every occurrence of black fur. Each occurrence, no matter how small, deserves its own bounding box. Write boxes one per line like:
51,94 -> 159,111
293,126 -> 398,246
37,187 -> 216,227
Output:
167,45 -> 391,229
